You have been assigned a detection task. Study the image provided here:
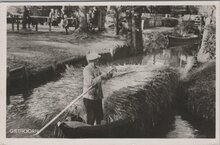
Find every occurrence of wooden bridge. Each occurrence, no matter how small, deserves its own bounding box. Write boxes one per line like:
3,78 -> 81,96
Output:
7,14 -> 76,32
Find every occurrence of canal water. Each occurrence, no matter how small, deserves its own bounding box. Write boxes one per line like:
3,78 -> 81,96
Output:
149,110 -> 215,138
7,44 -> 215,138
105,44 -> 215,138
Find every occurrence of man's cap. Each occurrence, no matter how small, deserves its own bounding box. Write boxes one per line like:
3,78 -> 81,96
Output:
86,52 -> 101,61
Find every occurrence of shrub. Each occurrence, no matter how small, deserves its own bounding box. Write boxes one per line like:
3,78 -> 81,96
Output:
185,61 -> 215,123
143,32 -> 168,53
203,24 -> 216,59
174,20 -> 200,36
162,18 -> 178,27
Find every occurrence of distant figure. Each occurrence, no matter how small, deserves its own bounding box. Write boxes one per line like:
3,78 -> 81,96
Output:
22,6 -> 31,29
83,53 -> 114,125
62,15 -> 69,35
59,7 -> 65,28
54,9 -> 60,26
74,11 -> 80,30
69,16 -> 75,27
26,8 -> 32,29
49,9 -> 55,27
60,7 -> 65,19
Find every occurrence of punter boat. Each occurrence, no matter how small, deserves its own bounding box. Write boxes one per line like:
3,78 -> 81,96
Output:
167,35 -> 200,46
57,119 -> 134,138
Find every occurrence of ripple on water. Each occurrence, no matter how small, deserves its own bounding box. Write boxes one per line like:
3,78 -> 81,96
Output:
166,115 -> 199,138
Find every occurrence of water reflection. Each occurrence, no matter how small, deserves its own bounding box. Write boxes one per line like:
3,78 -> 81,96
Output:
108,44 -> 198,69
106,44 -> 215,138
166,115 -> 198,138
149,109 -> 215,138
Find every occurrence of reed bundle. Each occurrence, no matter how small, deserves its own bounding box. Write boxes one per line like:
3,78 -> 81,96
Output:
185,61 -> 215,122
103,67 -> 179,132
25,66 -> 84,135
24,64 -> 178,137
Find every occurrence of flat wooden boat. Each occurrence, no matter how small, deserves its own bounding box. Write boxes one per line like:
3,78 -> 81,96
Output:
57,119 -> 134,138
167,35 -> 200,46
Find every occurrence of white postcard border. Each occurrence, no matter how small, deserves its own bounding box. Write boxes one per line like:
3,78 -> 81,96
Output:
0,1 -> 219,145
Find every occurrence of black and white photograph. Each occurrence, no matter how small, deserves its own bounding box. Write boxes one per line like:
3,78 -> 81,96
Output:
0,1 -> 219,145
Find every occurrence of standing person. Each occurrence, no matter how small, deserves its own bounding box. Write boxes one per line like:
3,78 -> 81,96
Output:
62,14 -> 69,35
22,6 -> 30,29
83,53 -> 114,125
49,8 -> 55,27
26,7 -> 31,29
54,9 -> 60,26
59,7 -> 65,28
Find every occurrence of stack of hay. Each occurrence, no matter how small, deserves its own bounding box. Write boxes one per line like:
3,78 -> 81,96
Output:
24,64 -> 179,137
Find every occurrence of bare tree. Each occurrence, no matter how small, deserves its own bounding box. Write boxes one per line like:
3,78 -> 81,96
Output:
130,6 -> 143,55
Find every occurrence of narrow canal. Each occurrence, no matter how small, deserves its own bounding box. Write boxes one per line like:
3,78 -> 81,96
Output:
106,44 -> 215,138
7,44 -> 215,138
150,110 -> 215,138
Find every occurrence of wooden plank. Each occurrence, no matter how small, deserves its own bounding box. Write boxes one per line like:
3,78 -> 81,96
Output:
8,15 -> 75,20
8,15 -> 76,32
30,16 -> 48,19
10,65 -> 25,72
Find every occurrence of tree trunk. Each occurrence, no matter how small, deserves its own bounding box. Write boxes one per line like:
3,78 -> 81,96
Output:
126,11 -> 132,48
136,12 -> 143,54
197,8 -> 215,63
22,6 -> 27,29
78,6 -> 88,32
131,11 -> 136,55
130,9 -> 143,55
115,8 -> 119,35
98,7 -> 106,31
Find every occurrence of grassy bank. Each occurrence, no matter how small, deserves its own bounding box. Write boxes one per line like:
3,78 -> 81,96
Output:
7,31 -> 125,73
7,27 -> 175,73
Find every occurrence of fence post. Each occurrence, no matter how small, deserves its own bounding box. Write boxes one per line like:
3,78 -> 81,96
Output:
23,66 -> 29,99
49,18 -> 51,32
7,67 -> 10,105
12,16 -> 14,32
36,18 -> 38,31
16,16 -> 19,31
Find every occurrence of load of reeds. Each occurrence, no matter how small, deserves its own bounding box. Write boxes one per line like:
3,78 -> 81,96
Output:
103,67 -> 179,135
22,64 -> 178,137
184,61 -> 215,123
